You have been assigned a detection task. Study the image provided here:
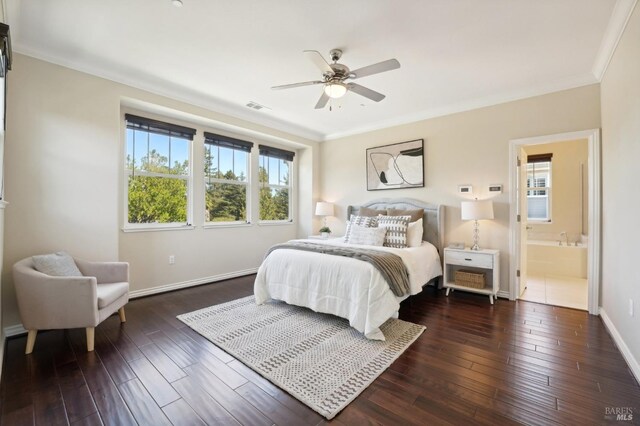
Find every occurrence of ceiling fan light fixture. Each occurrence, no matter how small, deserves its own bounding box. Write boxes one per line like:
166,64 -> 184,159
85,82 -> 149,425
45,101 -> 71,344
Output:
171,0 -> 184,8
324,82 -> 347,99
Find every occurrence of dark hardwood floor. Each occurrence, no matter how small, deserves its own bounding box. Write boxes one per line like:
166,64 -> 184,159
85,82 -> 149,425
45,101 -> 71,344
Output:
1,275 -> 639,425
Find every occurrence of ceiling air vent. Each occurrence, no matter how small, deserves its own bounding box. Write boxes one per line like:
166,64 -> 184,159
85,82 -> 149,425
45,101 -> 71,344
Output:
246,101 -> 271,111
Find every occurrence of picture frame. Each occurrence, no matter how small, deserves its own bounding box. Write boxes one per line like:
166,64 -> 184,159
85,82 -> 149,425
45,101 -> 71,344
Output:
366,139 -> 424,191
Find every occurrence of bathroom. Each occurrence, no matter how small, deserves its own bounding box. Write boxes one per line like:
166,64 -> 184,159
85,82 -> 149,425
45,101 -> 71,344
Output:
520,138 -> 589,310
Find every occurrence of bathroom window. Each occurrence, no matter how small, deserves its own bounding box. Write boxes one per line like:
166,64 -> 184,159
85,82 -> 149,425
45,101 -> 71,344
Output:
527,153 -> 552,222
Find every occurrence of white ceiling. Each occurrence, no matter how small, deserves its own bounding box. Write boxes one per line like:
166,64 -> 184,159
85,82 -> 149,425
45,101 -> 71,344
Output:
5,0 -> 634,141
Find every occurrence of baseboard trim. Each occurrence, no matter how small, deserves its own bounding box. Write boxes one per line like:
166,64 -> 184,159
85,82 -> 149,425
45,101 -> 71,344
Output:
497,290 -> 510,299
129,267 -> 259,299
3,268 -> 260,338
4,324 -> 27,338
599,307 -> 640,383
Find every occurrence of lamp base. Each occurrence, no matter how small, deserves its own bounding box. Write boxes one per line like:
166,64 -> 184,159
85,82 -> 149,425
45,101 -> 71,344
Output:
471,220 -> 482,251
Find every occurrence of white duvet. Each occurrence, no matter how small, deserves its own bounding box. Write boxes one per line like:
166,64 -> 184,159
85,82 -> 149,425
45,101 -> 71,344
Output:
254,238 -> 442,340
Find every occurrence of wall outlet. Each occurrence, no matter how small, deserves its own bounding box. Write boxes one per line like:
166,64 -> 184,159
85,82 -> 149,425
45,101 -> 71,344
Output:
630,299 -> 634,317
169,255 -> 175,265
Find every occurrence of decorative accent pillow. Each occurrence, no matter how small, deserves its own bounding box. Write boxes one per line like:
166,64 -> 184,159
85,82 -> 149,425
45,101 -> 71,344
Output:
407,218 -> 424,247
32,252 -> 82,277
359,206 -> 387,217
344,215 -> 379,242
387,208 -> 423,222
377,215 -> 411,248
348,226 -> 387,246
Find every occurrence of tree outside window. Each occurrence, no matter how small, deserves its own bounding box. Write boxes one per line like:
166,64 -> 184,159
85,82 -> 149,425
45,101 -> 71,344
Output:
204,133 -> 251,223
125,115 -> 194,226
259,146 -> 293,221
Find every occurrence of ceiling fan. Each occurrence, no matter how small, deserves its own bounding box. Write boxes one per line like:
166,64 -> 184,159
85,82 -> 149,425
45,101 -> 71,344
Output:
271,49 -> 400,109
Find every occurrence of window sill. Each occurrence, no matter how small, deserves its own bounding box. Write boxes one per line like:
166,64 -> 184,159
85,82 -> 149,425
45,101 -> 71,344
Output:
203,222 -> 252,229
122,224 -> 195,233
258,220 -> 294,226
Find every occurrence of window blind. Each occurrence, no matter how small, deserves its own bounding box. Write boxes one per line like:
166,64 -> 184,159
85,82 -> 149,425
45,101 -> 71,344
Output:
258,145 -> 295,162
528,153 -> 553,163
125,114 -> 196,140
204,132 -> 253,152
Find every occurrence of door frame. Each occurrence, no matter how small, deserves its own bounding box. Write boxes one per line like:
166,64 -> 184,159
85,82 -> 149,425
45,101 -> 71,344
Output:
508,129 -> 601,315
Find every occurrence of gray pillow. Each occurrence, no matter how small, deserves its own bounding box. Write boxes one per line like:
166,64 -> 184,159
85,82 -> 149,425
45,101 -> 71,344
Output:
32,252 -> 82,277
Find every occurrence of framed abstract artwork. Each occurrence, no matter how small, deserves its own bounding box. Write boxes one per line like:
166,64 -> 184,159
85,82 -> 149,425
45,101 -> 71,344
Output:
366,139 -> 424,191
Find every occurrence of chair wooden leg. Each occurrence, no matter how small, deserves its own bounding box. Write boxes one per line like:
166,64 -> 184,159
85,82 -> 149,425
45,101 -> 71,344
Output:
86,327 -> 95,352
25,330 -> 37,354
118,307 -> 126,323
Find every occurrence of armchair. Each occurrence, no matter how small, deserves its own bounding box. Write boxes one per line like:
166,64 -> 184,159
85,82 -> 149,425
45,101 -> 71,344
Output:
12,257 -> 130,354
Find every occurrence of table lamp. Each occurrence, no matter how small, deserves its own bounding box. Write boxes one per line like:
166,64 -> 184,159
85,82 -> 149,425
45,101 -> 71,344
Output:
461,199 -> 494,250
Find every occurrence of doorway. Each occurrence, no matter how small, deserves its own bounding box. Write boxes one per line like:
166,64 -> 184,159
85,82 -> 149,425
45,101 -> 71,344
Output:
509,129 -> 601,315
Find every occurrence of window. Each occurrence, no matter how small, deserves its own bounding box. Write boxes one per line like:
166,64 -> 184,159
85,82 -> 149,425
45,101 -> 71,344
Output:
204,132 -> 253,223
527,153 -> 552,221
124,114 -> 195,227
259,145 -> 294,221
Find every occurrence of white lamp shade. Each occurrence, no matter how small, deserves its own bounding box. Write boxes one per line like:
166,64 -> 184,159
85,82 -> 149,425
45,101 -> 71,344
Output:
315,201 -> 334,216
461,200 -> 494,221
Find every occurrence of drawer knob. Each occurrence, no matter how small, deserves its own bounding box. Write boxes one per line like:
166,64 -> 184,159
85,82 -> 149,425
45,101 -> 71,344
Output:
464,258 -> 472,261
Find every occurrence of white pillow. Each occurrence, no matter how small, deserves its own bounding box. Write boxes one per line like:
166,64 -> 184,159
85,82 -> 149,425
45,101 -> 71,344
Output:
407,218 -> 423,247
377,215 -> 411,248
348,226 -> 387,246
344,215 -> 378,242
32,252 -> 82,277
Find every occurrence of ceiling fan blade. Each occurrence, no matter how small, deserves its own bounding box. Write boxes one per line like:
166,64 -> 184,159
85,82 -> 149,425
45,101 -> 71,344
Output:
347,83 -> 386,102
271,80 -> 323,90
303,50 -> 334,75
350,59 -> 400,79
315,91 -> 330,109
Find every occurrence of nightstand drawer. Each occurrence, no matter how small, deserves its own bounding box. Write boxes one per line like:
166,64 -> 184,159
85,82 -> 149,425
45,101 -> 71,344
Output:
446,250 -> 493,268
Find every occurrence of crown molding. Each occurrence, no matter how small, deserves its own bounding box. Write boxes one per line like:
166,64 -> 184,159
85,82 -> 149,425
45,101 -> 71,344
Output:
592,0 -> 638,81
11,0 -> 636,144
12,44 -> 325,143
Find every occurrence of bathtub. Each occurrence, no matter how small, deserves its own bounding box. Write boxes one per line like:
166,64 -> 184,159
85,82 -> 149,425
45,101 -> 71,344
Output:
527,239 -> 588,278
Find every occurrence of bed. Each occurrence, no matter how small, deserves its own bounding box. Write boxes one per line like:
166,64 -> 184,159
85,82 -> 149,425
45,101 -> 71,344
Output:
254,198 -> 444,340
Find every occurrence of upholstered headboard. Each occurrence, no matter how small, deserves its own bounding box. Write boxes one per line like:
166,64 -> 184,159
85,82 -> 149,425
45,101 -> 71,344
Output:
347,198 -> 445,254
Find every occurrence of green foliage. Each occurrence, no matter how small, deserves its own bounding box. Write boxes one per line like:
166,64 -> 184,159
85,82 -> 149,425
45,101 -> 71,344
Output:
259,167 -> 289,221
127,149 -> 188,224
126,149 -> 291,224
206,170 -> 247,222
319,226 -> 331,233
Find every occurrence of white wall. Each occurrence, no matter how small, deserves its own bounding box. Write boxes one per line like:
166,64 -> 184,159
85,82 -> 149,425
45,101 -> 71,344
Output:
600,4 -> 640,372
320,84 -> 601,295
3,54 -> 318,329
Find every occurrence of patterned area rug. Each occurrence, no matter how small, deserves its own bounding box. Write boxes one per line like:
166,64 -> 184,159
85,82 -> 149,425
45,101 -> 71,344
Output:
177,296 -> 425,420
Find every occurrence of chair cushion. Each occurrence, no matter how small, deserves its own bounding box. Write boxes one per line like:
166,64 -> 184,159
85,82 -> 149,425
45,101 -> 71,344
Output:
97,282 -> 129,309
32,252 -> 82,277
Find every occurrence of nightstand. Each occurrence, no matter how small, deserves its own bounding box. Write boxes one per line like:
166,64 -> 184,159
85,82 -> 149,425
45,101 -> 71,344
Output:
443,247 -> 500,304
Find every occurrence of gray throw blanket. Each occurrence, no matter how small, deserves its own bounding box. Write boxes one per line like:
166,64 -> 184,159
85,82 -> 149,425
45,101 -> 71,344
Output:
266,241 -> 410,297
